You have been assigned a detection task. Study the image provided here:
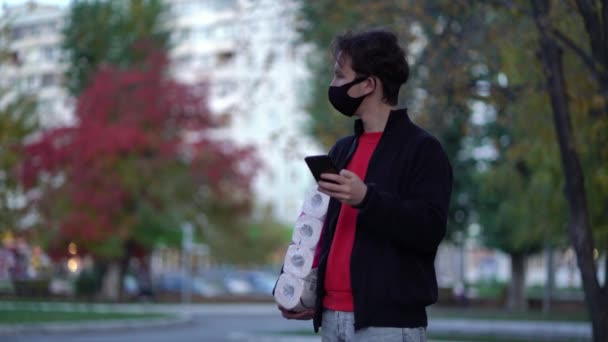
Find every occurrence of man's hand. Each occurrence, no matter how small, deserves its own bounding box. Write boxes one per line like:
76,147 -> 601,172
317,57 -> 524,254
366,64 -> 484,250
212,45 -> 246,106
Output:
318,169 -> 367,206
278,305 -> 315,320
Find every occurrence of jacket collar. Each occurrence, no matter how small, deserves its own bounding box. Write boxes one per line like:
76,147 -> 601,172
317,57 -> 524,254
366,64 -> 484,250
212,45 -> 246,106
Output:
353,108 -> 412,136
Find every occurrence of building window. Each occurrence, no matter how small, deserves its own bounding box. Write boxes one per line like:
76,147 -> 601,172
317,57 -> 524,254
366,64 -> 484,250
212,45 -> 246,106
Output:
27,75 -> 40,90
211,24 -> 236,40
41,73 -> 57,87
214,80 -> 236,98
217,51 -> 235,65
198,55 -> 212,68
10,26 -> 26,40
197,27 -> 210,41
175,54 -> 193,68
42,46 -> 59,61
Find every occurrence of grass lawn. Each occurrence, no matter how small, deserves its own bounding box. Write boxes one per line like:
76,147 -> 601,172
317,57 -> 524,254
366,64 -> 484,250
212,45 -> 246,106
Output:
428,306 -> 589,322
0,309 -> 168,324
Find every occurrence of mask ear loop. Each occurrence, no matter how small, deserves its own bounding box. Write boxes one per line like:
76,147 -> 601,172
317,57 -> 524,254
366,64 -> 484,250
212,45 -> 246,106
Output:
349,76 -> 368,86
355,76 -> 375,97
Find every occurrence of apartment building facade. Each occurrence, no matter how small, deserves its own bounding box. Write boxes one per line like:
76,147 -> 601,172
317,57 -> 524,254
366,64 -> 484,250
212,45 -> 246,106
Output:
1,0 -> 320,222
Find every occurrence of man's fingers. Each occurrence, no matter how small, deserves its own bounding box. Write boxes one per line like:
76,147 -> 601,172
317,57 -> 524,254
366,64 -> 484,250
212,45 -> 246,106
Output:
289,310 -> 313,319
320,173 -> 343,183
339,169 -> 355,178
279,307 -> 314,320
317,187 -> 339,199
317,187 -> 349,202
318,181 -> 345,192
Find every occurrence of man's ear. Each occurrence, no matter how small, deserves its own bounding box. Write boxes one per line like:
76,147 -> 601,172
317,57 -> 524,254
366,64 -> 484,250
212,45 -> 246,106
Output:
365,77 -> 378,95
363,76 -> 377,95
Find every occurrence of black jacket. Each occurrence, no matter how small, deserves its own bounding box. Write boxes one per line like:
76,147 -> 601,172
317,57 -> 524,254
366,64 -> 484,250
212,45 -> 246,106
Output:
313,108 -> 453,332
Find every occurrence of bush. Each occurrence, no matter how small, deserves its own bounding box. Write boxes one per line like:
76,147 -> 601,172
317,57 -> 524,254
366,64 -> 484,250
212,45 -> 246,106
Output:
469,280 -> 508,300
75,269 -> 101,298
13,279 -> 50,297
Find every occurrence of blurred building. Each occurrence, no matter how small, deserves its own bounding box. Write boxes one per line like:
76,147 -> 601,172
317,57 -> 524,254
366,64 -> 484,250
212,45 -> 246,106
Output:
0,1 -> 72,127
436,240 -> 607,294
166,0 -> 321,223
1,0 -> 320,223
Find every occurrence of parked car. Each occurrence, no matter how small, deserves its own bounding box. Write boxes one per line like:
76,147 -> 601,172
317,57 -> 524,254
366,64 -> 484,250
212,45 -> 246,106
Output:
154,272 -> 226,298
243,270 -> 276,296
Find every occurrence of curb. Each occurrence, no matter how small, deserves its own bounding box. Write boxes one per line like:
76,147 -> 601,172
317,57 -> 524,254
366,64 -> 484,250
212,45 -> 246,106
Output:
0,315 -> 193,336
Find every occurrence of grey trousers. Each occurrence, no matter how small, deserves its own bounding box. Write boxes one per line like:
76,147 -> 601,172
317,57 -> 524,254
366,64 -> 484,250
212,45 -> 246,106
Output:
321,309 -> 427,342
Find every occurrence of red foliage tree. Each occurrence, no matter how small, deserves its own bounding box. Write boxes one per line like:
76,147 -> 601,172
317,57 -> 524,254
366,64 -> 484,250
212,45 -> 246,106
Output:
20,50 -> 259,285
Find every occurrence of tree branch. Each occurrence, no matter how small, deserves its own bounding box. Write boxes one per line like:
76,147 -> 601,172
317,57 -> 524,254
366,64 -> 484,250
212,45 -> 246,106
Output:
532,1 -> 603,82
530,0 -> 548,35
483,0 -> 533,16
575,0 -> 606,65
552,29 -> 602,82
603,0 -> 608,68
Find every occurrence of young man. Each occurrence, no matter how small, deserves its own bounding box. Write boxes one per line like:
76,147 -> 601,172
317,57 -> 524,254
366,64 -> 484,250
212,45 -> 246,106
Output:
280,29 -> 453,342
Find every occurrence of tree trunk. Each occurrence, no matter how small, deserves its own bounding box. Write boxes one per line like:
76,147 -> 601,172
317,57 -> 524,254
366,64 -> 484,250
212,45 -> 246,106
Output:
117,239 -> 137,301
604,238 -> 608,287
139,255 -> 154,299
530,1 -> 608,340
543,245 -> 554,315
100,261 -> 121,301
118,252 -> 129,301
507,252 -> 527,311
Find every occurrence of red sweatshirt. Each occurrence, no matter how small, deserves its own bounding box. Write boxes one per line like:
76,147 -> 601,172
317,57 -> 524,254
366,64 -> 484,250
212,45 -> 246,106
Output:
323,131 -> 382,312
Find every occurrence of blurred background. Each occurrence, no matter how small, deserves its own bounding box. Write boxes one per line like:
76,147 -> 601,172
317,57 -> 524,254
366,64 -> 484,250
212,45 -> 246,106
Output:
0,1 -> 606,342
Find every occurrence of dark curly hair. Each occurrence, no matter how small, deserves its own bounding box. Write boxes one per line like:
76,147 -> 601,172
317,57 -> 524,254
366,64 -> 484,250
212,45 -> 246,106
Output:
332,28 -> 409,105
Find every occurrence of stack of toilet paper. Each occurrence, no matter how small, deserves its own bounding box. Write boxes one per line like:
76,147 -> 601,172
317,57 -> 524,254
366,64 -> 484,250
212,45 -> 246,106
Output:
274,187 -> 329,312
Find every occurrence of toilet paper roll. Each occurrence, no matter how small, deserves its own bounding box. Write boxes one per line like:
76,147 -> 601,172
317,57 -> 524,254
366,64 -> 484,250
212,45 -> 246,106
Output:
302,187 -> 330,219
274,269 -> 318,312
292,214 -> 323,249
283,244 -> 314,279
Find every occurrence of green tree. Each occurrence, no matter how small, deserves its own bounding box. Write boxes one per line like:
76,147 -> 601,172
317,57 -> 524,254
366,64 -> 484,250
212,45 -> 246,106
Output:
470,0 -> 608,337
527,1 -> 608,339
204,208 -> 292,266
39,0 -> 269,298
62,0 -> 169,96
23,52 -> 259,299
0,20 -> 39,235
473,3 -> 569,311
298,1 -> 414,147
296,2 -> 530,270
298,1 -> 576,311
0,94 -> 38,235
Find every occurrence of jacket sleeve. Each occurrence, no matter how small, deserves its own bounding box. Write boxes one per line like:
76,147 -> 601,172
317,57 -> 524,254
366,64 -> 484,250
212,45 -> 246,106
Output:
356,136 -> 453,255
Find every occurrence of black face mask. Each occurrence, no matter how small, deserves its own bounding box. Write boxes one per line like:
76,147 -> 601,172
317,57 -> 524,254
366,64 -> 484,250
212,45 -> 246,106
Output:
328,77 -> 368,117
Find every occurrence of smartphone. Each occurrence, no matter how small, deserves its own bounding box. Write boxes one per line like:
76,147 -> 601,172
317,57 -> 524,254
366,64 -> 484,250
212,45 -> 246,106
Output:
304,155 -> 339,182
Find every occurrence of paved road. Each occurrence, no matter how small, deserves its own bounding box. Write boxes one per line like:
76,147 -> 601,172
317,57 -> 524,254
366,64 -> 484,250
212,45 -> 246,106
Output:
2,304 -> 317,342
5,316 -> 314,342
0,303 -> 592,342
